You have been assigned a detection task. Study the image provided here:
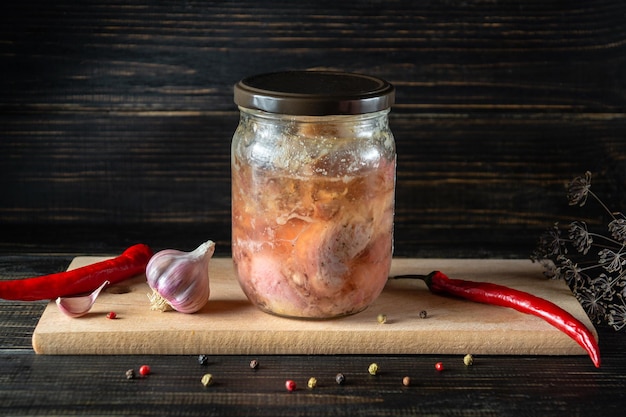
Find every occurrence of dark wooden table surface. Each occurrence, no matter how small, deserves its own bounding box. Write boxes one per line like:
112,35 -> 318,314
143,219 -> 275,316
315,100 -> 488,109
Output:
2,232 -> 626,417
2,0 -> 626,415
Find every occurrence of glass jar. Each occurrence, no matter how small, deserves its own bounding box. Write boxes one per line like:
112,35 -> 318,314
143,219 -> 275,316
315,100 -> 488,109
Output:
231,71 -> 396,319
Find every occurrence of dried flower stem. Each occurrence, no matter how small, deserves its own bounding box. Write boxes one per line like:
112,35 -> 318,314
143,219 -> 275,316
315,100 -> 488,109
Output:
533,171 -> 626,331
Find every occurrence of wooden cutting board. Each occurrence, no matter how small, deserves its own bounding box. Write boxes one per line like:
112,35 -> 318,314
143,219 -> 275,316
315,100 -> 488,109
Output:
32,257 -> 598,356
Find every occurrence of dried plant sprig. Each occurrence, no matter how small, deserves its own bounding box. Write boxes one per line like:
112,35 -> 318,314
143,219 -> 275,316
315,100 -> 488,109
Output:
532,171 -> 626,330
567,171 -> 593,207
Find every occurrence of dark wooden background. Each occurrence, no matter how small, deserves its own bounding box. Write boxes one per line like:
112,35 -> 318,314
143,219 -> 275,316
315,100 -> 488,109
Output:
2,1 -> 626,416
2,0 -> 624,258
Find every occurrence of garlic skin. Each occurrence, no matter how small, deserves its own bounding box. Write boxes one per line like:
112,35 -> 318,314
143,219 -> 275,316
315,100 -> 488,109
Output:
145,240 -> 215,313
56,280 -> 110,318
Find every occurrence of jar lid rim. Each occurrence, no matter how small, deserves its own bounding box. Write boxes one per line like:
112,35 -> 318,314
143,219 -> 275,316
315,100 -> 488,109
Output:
234,71 -> 395,115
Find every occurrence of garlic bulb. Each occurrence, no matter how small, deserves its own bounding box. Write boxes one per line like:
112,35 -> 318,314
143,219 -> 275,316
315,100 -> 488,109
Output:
145,240 -> 215,313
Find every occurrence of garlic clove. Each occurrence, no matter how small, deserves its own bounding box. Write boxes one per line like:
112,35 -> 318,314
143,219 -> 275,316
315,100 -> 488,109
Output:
56,280 -> 110,318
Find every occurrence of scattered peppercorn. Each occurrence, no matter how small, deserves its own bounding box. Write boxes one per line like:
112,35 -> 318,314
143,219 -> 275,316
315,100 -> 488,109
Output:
419,310 -> 428,319
125,369 -> 135,380
377,313 -> 387,324
249,359 -> 259,369
106,311 -> 117,319
464,354 -> 474,366
285,380 -> 297,392
201,373 -> 214,387
139,365 -> 151,376
435,362 -> 444,372
402,376 -> 411,386
307,377 -> 317,389
198,354 -> 209,366
368,363 -> 379,376
335,373 -> 345,385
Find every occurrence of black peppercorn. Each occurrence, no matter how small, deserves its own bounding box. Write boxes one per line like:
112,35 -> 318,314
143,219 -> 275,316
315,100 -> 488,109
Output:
335,373 -> 345,385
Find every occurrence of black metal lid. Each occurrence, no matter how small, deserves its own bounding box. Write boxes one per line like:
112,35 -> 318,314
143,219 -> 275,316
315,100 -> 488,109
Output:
234,71 -> 395,115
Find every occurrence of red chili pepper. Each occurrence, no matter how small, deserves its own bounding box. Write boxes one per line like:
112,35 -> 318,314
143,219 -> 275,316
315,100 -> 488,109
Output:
0,244 -> 153,301
394,271 -> 601,368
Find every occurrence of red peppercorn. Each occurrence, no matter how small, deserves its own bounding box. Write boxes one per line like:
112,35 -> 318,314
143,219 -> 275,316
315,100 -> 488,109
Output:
139,365 -> 151,376
435,362 -> 444,372
106,311 -> 117,319
285,380 -> 296,392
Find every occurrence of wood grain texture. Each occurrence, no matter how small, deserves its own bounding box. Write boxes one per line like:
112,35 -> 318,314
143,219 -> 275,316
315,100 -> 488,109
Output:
32,257 -> 596,356
1,0 -> 625,259
1,350 -> 621,416
2,254 -> 625,416
1,2 -> 626,413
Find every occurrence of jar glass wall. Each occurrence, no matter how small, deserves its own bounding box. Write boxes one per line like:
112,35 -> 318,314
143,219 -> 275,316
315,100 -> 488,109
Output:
231,71 -> 396,319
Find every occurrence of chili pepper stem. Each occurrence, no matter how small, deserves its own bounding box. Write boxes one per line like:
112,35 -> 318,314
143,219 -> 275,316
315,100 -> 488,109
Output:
392,272 -> 437,289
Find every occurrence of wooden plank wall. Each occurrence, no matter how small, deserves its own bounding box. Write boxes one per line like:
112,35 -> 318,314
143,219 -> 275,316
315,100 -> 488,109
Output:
0,0 -> 624,257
